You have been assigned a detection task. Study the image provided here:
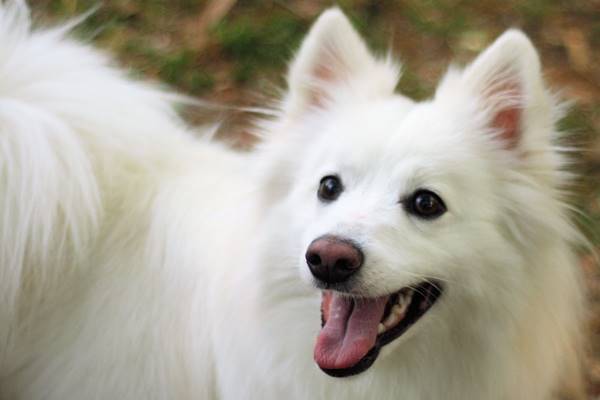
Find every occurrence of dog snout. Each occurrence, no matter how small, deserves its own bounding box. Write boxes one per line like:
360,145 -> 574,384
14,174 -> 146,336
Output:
305,235 -> 364,284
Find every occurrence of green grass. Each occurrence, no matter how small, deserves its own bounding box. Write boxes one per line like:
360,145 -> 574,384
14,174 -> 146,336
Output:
213,13 -> 305,83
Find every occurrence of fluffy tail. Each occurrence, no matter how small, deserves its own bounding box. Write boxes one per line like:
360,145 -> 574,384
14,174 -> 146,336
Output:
0,1 -> 192,361
0,1 -> 99,355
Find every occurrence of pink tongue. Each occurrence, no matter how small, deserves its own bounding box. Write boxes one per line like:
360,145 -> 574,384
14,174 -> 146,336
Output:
314,292 -> 388,370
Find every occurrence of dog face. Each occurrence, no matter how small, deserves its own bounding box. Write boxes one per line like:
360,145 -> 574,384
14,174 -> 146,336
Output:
259,8 -> 562,377
291,96 -> 500,296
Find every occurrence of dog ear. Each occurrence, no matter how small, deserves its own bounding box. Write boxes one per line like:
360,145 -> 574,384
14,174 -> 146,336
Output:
459,30 -> 548,150
285,8 -> 399,118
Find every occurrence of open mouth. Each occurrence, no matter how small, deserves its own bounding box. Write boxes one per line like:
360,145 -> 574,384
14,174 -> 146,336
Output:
314,281 -> 443,378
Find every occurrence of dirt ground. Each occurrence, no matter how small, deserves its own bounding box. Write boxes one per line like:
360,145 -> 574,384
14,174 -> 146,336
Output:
32,0 -> 600,397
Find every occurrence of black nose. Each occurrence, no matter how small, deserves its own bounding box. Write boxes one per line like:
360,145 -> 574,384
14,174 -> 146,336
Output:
305,235 -> 364,284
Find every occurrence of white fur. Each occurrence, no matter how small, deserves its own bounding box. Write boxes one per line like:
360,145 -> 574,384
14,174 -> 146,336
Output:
0,3 -> 585,399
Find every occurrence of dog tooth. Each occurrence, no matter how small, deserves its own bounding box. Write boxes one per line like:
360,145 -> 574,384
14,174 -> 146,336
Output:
382,310 -> 401,328
378,323 -> 385,334
391,304 -> 408,326
398,291 -> 412,306
392,304 -> 406,316
396,306 -> 405,316
397,293 -> 406,306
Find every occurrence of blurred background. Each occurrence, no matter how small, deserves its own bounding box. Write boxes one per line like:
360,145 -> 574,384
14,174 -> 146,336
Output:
31,0 -> 600,397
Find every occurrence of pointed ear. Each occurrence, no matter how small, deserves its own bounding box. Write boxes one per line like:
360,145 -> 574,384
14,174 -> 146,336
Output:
460,30 -> 548,149
285,8 -> 399,118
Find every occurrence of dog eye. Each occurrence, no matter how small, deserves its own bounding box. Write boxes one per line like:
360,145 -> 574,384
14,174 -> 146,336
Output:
318,175 -> 343,202
404,190 -> 446,219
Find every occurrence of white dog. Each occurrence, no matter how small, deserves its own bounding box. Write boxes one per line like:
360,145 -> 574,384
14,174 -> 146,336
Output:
0,2 -> 586,399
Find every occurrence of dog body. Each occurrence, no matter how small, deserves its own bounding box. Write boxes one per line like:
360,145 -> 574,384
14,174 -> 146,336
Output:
0,3 -> 585,399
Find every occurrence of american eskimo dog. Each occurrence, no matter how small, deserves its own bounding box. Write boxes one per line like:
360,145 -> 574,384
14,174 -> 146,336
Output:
0,2 -> 586,399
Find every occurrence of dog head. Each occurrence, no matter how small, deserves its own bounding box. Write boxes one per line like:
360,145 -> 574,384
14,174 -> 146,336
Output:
257,8 -> 571,377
